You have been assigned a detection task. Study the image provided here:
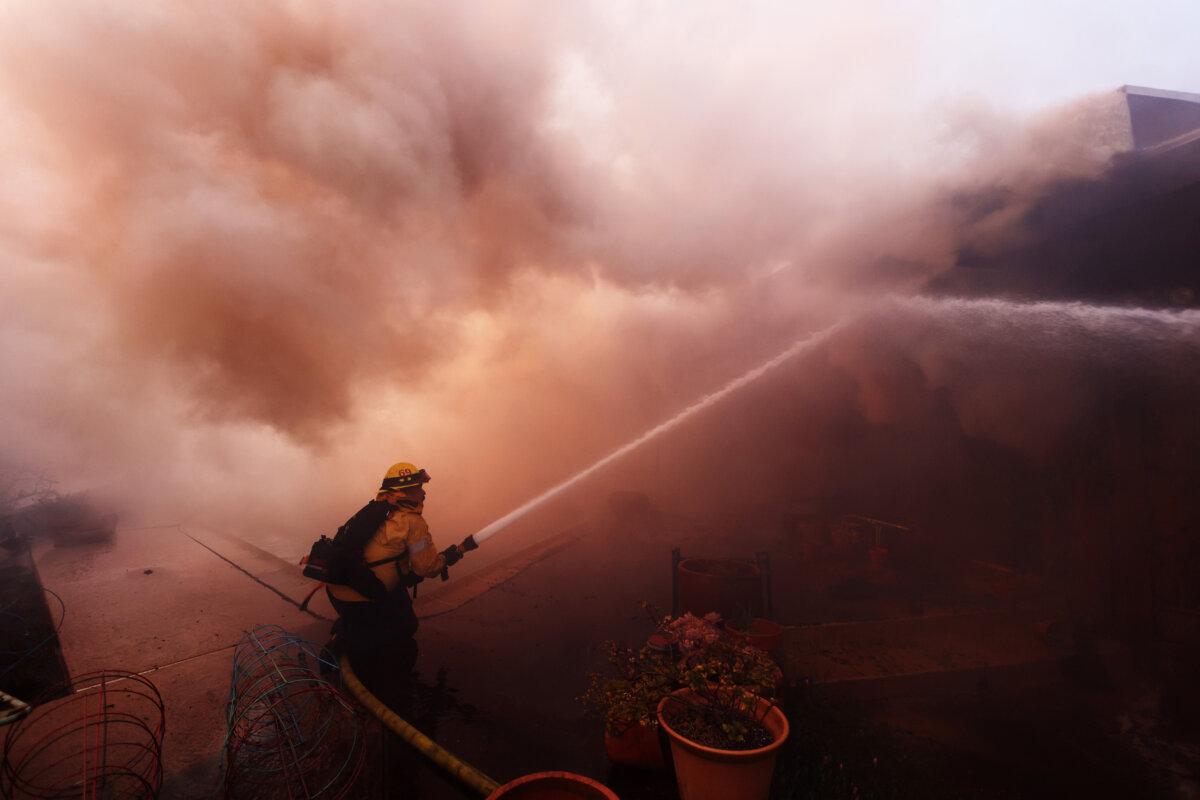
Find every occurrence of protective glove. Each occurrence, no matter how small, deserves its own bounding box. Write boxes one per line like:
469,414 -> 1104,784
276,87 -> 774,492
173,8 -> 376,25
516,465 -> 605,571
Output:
440,545 -> 463,567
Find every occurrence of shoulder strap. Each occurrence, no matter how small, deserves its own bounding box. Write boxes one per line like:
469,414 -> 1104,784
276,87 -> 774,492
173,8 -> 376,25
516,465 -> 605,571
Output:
360,500 -> 406,567
365,552 -> 406,568
334,500 -> 394,549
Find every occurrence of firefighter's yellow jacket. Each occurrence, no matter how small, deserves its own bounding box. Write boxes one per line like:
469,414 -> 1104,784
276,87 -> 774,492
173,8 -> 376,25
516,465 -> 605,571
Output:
327,503 -> 447,603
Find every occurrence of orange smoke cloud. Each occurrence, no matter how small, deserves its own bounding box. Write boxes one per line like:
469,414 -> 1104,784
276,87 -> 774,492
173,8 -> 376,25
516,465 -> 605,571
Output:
0,1 -> 1151,552
1,2 -> 587,443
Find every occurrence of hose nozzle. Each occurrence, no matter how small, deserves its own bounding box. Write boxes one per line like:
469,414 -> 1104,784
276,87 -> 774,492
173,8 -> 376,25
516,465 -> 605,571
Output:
459,535 -> 479,552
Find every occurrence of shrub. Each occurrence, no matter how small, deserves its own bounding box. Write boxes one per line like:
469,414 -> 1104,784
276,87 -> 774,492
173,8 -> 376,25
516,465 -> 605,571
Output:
580,610 -> 781,737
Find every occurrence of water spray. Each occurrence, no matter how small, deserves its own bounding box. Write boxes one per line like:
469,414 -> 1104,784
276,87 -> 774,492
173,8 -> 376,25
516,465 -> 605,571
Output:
450,292 -> 1200,560
454,320 -> 847,555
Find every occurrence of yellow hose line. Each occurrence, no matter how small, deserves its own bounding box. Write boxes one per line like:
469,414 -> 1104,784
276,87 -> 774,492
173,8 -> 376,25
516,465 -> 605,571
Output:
339,654 -> 501,798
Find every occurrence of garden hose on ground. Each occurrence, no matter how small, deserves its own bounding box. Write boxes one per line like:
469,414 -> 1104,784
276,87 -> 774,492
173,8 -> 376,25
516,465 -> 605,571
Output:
0,690 -> 31,726
338,654 -> 501,798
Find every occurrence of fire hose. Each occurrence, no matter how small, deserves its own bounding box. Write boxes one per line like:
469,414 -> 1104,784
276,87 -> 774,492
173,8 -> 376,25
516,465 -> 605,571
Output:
338,653 -> 500,798
315,325 -> 847,795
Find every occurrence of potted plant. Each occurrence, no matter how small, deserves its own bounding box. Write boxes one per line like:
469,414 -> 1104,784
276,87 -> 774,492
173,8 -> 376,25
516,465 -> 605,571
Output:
581,610 -> 781,771
580,639 -> 674,769
657,683 -> 788,800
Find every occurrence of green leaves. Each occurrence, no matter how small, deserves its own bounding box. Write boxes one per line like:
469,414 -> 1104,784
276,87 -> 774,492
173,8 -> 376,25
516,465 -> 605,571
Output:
580,609 -> 782,737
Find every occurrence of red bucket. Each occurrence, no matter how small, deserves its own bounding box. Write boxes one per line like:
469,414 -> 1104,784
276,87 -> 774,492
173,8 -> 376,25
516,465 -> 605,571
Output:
486,771 -> 619,799
723,618 -> 784,655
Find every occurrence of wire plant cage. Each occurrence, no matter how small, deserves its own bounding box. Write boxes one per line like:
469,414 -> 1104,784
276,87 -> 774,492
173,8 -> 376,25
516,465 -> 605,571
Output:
222,625 -> 364,800
1,671 -> 165,799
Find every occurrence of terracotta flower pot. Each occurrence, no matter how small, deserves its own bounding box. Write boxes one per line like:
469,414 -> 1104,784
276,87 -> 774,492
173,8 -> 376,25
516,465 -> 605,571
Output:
676,558 -> 763,620
657,689 -> 788,800
604,722 -> 666,770
722,618 -> 784,655
486,771 -> 619,799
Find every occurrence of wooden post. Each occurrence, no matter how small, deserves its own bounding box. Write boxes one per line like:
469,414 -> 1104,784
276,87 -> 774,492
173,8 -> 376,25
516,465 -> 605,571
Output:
671,547 -> 682,617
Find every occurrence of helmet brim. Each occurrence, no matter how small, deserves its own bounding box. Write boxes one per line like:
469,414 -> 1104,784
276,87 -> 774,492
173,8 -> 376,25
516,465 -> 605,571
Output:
378,469 -> 431,493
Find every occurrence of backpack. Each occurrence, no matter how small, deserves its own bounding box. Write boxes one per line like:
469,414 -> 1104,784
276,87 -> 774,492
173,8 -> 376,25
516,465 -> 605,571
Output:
301,500 -> 404,602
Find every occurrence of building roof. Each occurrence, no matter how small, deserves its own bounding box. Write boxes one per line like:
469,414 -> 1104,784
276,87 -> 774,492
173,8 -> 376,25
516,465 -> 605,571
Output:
1119,85 -> 1200,151
1120,85 -> 1200,105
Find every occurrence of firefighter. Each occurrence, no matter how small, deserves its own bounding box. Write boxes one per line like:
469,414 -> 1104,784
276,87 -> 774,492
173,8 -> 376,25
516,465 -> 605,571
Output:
325,462 -> 463,690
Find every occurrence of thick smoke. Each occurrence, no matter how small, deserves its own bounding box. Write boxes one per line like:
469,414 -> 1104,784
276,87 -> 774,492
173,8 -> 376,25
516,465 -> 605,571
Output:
1,2 -> 584,441
0,1 -> 1172,556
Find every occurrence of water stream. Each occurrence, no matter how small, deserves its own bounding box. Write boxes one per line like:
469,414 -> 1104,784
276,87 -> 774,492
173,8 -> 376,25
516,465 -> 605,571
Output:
468,293 -> 1200,546
469,319 -> 849,543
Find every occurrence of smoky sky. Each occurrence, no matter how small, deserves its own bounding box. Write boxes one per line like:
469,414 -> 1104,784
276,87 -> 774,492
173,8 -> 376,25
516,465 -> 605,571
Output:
1,1 -> 1192,551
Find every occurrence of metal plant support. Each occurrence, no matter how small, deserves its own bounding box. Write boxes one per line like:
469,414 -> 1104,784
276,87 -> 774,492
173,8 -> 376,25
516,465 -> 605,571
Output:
1,671 -> 165,799
222,625 -> 364,800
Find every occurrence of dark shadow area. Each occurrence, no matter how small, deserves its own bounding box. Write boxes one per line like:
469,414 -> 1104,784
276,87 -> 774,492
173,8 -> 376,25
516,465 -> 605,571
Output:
773,679 -> 1180,800
0,527 -> 70,703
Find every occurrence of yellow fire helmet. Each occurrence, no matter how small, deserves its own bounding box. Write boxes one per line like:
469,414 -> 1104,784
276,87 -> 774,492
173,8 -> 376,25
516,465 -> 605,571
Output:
378,462 -> 431,494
